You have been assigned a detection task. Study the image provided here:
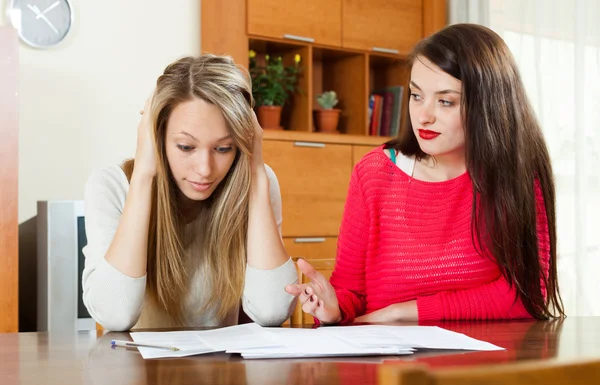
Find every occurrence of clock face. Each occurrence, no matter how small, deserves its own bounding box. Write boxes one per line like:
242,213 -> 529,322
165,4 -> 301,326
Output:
7,0 -> 73,48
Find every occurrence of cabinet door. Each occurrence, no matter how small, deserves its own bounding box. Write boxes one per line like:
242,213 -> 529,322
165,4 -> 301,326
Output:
264,140 -> 352,237
248,0 -> 342,46
342,0 -> 423,54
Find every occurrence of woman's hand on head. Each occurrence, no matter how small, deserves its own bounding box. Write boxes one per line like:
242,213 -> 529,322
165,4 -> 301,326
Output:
133,90 -> 157,180
285,259 -> 342,325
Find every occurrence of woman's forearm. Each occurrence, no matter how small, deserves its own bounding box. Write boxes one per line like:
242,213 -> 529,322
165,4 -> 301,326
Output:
104,173 -> 154,277
354,301 -> 418,323
246,167 -> 289,269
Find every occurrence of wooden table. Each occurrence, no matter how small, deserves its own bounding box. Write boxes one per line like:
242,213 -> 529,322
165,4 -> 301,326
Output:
1,317 -> 599,385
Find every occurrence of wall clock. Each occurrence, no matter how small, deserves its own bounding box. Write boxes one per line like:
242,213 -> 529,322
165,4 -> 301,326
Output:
6,0 -> 73,48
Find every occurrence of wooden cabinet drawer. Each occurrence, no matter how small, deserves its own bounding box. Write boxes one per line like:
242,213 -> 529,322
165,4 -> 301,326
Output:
342,0 -> 423,54
283,237 -> 338,261
248,0 -> 342,46
264,140 -> 352,237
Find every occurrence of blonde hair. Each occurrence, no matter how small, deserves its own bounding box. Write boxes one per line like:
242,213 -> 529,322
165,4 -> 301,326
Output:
122,54 -> 255,324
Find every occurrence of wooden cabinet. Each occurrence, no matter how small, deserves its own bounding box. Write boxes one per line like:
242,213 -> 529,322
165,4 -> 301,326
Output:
203,0 -> 446,136
342,0 -> 423,54
263,140 -> 352,237
247,0 -> 427,54
201,0 -> 249,68
247,0 -> 342,47
264,131 -> 385,325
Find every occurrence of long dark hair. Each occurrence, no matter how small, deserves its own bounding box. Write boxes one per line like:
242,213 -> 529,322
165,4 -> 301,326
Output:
386,23 -> 564,319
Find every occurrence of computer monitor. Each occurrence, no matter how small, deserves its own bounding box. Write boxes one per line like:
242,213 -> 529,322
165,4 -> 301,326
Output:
37,200 -> 96,332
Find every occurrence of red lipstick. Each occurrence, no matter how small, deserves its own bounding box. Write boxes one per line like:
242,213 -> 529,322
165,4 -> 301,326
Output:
418,129 -> 440,140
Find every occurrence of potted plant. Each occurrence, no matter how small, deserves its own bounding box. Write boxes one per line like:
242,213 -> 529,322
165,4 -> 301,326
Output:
314,91 -> 341,133
249,50 -> 302,130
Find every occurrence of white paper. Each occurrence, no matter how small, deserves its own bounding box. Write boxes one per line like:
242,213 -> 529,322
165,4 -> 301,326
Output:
130,323 -> 282,359
128,323 -> 504,359
321,325 -> 414,349
190,323 -> 281,351
137,347 -> 216,359
229,328 -> 407,357
241,349 -> 415,359
130,331 -> 215,359
379,325 -> 503,351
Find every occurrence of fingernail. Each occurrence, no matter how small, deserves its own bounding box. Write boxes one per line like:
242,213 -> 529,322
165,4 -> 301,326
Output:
310,296 -> 314,302
304,289 -> 309,296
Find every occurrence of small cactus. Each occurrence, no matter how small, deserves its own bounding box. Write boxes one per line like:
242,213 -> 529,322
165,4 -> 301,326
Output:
316,91 -> 339,109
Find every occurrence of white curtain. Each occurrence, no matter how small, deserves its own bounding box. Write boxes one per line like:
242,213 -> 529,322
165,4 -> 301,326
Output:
449,0 -> 600,316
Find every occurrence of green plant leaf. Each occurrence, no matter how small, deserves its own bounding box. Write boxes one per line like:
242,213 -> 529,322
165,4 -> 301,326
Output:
249,53 -> 303,107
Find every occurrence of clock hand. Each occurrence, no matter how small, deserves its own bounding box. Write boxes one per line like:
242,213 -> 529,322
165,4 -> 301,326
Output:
36,1 -> 60,20
29,4 -> 59,35
26,4 -> 40,14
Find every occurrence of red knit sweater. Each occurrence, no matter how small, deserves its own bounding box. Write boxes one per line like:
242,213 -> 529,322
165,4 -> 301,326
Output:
330,146 -> 550,322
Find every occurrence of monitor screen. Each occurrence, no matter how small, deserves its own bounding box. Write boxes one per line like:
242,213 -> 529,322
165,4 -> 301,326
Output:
77,216 -> 90,319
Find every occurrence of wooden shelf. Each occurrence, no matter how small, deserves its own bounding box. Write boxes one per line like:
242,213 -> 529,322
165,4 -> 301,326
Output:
249,37 -> 308,53
263,129 -> 392,146
249,36 -> 411,139
312,47 -> 367,135
202,0 -> 447,141
368,53 -> 410,135
203,0 -> 447,141
250,39 -> 312,132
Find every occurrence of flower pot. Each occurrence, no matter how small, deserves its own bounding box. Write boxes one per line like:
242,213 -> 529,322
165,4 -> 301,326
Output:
314,109 -> 341,133
257,106 -> 283,130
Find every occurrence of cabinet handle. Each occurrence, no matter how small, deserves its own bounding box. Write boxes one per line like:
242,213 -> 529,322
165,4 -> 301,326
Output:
294,141 -> 325,148
294,238 -> 326,243
372,47 -> 400,55
283,34 -> 315,43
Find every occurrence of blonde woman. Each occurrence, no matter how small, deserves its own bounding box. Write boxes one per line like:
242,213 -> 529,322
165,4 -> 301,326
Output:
82,55 -> 297,331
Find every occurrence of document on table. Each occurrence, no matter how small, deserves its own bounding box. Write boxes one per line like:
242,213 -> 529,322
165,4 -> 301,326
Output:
130,323 -> 280,359
129,323 -> 504,359
228,327 -> 414,359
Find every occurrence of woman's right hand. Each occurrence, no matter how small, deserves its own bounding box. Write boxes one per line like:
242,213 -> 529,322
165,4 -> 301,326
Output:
133,91 -> 157,179
285,259 -> 342,324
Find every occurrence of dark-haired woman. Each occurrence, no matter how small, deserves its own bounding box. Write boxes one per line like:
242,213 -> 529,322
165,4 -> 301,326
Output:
286,23 -> 565,324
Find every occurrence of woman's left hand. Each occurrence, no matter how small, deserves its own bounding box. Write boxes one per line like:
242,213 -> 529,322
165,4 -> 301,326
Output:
250,111 -> 264,173
354,301 -> 418,323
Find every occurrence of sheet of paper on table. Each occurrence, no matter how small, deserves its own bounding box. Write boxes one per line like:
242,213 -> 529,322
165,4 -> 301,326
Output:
129,323 -> 503,359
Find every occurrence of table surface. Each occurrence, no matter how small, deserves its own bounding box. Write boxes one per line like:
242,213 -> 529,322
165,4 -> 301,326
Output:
1,317 -> 599,385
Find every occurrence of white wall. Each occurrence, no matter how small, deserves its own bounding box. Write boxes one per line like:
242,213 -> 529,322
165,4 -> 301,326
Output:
0,0 -> 201,222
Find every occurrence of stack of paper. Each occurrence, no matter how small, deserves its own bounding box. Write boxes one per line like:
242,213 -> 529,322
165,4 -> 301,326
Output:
129,323 -> 503,360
